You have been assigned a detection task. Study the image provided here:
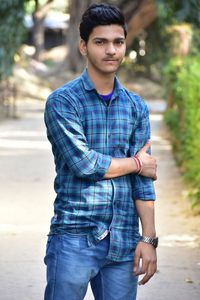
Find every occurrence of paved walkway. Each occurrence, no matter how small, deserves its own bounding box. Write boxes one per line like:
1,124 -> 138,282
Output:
0,98 -> 199,300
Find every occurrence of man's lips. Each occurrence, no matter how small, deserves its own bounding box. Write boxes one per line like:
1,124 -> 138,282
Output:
103,58 -> 118,61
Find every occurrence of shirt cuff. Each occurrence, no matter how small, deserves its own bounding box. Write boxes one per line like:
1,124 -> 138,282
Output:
133,176 -> 156,201
95,153 -> 112,181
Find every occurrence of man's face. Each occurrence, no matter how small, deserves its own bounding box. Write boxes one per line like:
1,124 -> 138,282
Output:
80,25 -> 126,75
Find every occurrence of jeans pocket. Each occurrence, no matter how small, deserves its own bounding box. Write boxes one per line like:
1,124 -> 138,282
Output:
60,233 -> 89,251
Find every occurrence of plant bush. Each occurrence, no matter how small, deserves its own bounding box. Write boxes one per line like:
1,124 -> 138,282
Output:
164,55 -> 200,207
0,0 -> 26,81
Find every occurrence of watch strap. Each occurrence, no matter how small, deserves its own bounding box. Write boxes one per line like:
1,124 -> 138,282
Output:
140,236 -> 158,248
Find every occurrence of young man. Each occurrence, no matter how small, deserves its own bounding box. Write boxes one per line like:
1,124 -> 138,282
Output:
44,3 -> 158,300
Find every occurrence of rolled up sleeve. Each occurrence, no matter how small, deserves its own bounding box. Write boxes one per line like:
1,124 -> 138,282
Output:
44,93 -> 112,181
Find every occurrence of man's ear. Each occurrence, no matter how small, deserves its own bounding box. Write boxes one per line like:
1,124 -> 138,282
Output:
79,39 -> 87,56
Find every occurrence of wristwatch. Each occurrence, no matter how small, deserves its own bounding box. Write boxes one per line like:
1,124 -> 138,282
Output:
140,236 -> 158,248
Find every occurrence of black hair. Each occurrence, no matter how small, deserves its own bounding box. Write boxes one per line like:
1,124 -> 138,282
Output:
79,3 -> 128,42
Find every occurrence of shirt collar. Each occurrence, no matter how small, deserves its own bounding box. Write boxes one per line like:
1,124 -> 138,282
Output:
81,68 -> 124,94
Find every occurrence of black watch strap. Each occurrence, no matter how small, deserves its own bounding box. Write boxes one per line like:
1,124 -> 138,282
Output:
140,236 -> 158,248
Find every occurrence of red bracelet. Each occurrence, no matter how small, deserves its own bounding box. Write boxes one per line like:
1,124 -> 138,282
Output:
135,155 -> 143,174
133,155 -> 143,174
133,156 -> 140,172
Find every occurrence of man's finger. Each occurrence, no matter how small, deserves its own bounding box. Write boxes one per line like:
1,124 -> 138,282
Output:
153,175 -> 157,181
138,261 -> 157,285
136,258 -> 149,276
138,272 -> 153,285
133,253 -> 140,274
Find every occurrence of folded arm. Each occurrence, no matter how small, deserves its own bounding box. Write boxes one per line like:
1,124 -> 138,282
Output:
45,93 -> 157,181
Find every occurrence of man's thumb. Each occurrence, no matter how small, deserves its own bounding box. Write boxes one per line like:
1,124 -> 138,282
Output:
141,140 -> 151,153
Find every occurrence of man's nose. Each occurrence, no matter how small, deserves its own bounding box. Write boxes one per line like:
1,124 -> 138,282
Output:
105,43 -> 116,55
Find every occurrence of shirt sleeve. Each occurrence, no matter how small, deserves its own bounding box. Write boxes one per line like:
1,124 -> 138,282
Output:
44,92 -> 112,181
130,99 -> 156,201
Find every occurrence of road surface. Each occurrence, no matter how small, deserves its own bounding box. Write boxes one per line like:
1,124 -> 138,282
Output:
0,99 -> 199,300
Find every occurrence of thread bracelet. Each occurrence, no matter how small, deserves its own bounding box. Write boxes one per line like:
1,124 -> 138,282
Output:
133,155 -> 143,174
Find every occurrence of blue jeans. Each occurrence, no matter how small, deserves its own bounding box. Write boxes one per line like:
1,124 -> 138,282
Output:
44,233 -> 138,300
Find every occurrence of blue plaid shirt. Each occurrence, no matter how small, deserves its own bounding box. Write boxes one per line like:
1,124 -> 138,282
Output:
44,69 -> 155,262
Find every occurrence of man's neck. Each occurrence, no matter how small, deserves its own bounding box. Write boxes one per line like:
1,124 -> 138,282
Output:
87,67 -> 115,95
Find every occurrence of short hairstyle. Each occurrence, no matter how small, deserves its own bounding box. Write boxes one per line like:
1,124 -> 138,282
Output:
79,3 -> 128,42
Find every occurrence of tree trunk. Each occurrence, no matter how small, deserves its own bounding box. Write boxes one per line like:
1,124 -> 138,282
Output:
117,0 -> 144,22
66,0 -> 96,73
32,15 -> 45,60
32,0 -> 53,60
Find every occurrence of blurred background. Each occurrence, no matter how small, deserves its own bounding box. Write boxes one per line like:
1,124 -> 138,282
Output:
0,1 -> 200,299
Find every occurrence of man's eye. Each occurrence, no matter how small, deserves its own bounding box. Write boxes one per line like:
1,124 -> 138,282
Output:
95,40 -> 104,45
115,40 -> 124,45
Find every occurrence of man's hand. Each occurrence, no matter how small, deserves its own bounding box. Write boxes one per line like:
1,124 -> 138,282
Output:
137,141 -> 157,180
133,241 -> 157,285
104,140 -> 157,179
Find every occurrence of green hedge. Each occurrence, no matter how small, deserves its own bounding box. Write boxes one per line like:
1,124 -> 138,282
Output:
0,0 -> 26,81
164,55 -> 200,207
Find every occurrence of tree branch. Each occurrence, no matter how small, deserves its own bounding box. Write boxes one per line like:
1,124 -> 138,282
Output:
33,0 -> 53,20
126,0 -> 157,46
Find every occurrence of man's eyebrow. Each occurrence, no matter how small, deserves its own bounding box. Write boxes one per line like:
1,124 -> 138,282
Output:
114,37 -> 126,41
92,37 -> 125,41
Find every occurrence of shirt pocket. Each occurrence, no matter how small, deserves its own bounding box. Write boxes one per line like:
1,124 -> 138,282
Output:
110,118 -> 134,156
